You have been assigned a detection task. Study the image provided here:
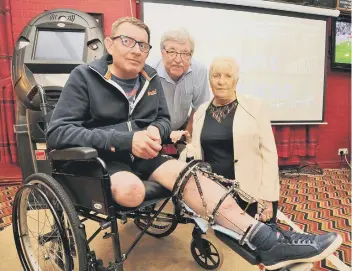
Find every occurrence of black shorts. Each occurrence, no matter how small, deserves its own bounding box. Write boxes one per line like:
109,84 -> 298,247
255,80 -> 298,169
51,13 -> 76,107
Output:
106,153 -> 173,180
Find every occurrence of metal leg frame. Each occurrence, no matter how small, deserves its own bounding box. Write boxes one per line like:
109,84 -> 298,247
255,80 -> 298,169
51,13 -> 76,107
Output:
172,160 -> 267,244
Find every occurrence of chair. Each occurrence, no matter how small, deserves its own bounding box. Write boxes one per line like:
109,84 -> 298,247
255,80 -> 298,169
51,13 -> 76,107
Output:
11,85 -> 224,271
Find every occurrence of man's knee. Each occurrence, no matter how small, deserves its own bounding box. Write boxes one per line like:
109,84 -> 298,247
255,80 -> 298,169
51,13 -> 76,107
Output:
150,159 -> 186,190
158,159 -> 186,175
111,171 -> 145,207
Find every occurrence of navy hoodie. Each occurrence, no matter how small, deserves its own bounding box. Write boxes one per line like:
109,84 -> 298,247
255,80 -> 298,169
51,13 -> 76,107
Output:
46,54 -> 171,161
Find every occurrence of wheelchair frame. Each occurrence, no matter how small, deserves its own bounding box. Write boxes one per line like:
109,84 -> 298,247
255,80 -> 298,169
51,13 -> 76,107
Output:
12,84 -> 314,271
12,85 -> 225,271
13,149 -> 226,271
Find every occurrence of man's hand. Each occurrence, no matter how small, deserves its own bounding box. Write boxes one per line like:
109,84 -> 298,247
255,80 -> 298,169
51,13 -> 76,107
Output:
132,130 -> 162,159
257,199 -> 274,222
146,125 -> 161,144
170,130 -> 189,143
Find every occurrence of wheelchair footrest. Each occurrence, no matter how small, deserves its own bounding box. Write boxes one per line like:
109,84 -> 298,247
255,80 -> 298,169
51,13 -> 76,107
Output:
214,229 -> 260,265
277,263 -> 313,271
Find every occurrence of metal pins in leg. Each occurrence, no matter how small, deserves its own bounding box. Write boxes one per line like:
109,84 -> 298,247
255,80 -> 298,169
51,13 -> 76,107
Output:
172,161 -> 268,236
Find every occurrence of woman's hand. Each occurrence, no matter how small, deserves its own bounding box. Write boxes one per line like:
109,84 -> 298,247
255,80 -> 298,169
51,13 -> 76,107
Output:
257,199 -> 273,222
170,130 -> 189,143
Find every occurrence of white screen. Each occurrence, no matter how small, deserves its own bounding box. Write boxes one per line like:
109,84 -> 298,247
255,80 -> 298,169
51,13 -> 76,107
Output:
35,31 -> 85,61
143,2 -> 327,122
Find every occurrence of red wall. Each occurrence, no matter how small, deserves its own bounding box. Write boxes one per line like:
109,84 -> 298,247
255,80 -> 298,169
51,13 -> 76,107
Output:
0,0 -> 17,164
6,0 -> 351,168
318,68 -> 351,168
10,0 -> 137,39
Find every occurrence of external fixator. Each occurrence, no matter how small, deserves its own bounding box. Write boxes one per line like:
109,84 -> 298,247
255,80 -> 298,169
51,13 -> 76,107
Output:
172,160 -> 267,240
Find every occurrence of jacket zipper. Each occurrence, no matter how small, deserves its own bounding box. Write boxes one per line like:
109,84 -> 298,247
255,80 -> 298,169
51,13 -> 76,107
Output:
89,66 -> 157,162
127,117 -> 134,162
130,73 -> 156,114
89,66 -> 157,113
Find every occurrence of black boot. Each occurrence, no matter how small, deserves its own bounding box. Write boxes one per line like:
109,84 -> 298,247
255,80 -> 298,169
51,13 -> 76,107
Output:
248,223 -> 342,270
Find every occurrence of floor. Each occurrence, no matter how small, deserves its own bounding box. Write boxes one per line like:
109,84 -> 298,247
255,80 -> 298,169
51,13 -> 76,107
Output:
0,164 -> 350,271
0,216 -> 258,271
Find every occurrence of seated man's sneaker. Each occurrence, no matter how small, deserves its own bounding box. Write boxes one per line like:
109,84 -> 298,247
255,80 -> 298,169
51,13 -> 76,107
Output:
248,223 -> 342,270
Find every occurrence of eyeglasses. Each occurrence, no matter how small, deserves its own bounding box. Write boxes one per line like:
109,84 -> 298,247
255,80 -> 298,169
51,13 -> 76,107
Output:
111,35 -> 152,53
164,49 -> 192,61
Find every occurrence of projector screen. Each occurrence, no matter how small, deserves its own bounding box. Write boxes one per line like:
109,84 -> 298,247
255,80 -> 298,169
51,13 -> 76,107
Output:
143,0 -> 328,123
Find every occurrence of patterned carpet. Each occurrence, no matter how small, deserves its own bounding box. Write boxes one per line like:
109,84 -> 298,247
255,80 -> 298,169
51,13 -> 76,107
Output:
0,185 -> 20,231
278,168 -> 351,271
0,170 -> 350,270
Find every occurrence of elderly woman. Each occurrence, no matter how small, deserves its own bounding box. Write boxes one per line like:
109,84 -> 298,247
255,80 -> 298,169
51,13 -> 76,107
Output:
182,56 -> 279,223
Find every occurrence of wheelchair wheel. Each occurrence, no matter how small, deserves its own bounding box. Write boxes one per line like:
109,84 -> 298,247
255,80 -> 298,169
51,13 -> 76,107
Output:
134,201 -> 178,238
12,173 -> 88,271
190,238 -> 224,270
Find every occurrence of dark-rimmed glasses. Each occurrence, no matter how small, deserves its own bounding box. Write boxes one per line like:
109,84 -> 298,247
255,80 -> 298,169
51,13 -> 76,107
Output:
111,35 -> 152,53
164,49 -> 192,61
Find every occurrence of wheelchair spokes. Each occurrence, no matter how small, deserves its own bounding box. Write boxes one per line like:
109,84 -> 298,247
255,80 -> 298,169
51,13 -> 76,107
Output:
190,237 -> 223,271
134,201 -> 178,238
15,187 -> 70,271
13,173 -> 88,271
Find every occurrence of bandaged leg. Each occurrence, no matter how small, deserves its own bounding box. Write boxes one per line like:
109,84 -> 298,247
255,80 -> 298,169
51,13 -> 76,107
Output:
172,160 -> 266,244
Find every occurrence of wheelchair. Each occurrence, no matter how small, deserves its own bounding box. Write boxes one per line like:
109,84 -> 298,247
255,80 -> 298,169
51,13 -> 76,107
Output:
12,85 -> 313,271
11,85 -> 226,271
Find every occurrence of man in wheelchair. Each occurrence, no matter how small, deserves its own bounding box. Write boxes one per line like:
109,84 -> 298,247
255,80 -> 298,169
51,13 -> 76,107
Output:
46,16 -> 342,270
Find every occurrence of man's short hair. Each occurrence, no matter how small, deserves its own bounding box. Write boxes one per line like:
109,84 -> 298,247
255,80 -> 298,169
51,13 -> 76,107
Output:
111,17 -> 151,43
160,28 -> 195,54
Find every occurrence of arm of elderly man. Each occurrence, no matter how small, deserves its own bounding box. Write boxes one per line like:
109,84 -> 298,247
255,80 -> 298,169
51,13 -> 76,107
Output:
184,63 -> 210,141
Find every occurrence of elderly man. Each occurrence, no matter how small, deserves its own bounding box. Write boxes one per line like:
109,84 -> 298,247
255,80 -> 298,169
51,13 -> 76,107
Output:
47,17 -> 342,271
152,29 -> 210,143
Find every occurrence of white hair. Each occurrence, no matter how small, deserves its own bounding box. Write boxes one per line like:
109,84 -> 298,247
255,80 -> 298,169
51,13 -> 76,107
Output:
160,28 -> 195,53
209,57 -> 240,81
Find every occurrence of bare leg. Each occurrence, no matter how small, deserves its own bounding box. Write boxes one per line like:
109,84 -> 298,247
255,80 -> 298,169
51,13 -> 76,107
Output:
151,160 -> 342,270
110,171 -> 145,207
150,160 -> 257,233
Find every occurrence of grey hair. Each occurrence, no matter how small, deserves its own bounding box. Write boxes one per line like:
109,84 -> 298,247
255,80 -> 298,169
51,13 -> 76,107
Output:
209,57 -> 240,81
160,28 -> 195,53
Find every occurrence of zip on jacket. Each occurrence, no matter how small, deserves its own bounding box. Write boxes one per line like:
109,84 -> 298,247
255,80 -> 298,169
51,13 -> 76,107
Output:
46,54 -> 171,161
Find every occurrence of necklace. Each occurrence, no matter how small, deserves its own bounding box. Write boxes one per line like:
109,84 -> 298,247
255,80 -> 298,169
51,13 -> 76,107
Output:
207,99 -> 238,123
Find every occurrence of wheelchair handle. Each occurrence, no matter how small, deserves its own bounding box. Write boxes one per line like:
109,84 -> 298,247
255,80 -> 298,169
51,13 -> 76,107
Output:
163,134 -> 188,145
27,84 -> 40,102
27,84 -> 49,115
177,135 -> 187,145
27,84 -> 50,132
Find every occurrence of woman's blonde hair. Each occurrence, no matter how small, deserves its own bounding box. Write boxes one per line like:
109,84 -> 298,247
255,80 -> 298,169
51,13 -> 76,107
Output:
209,57 -> 240,81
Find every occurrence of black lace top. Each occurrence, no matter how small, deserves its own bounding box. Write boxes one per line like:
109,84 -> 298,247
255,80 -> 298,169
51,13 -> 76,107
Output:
200,99 -> 238,179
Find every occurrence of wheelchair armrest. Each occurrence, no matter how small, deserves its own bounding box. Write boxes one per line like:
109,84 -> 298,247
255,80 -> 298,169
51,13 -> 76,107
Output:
49,147 -> 98,161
